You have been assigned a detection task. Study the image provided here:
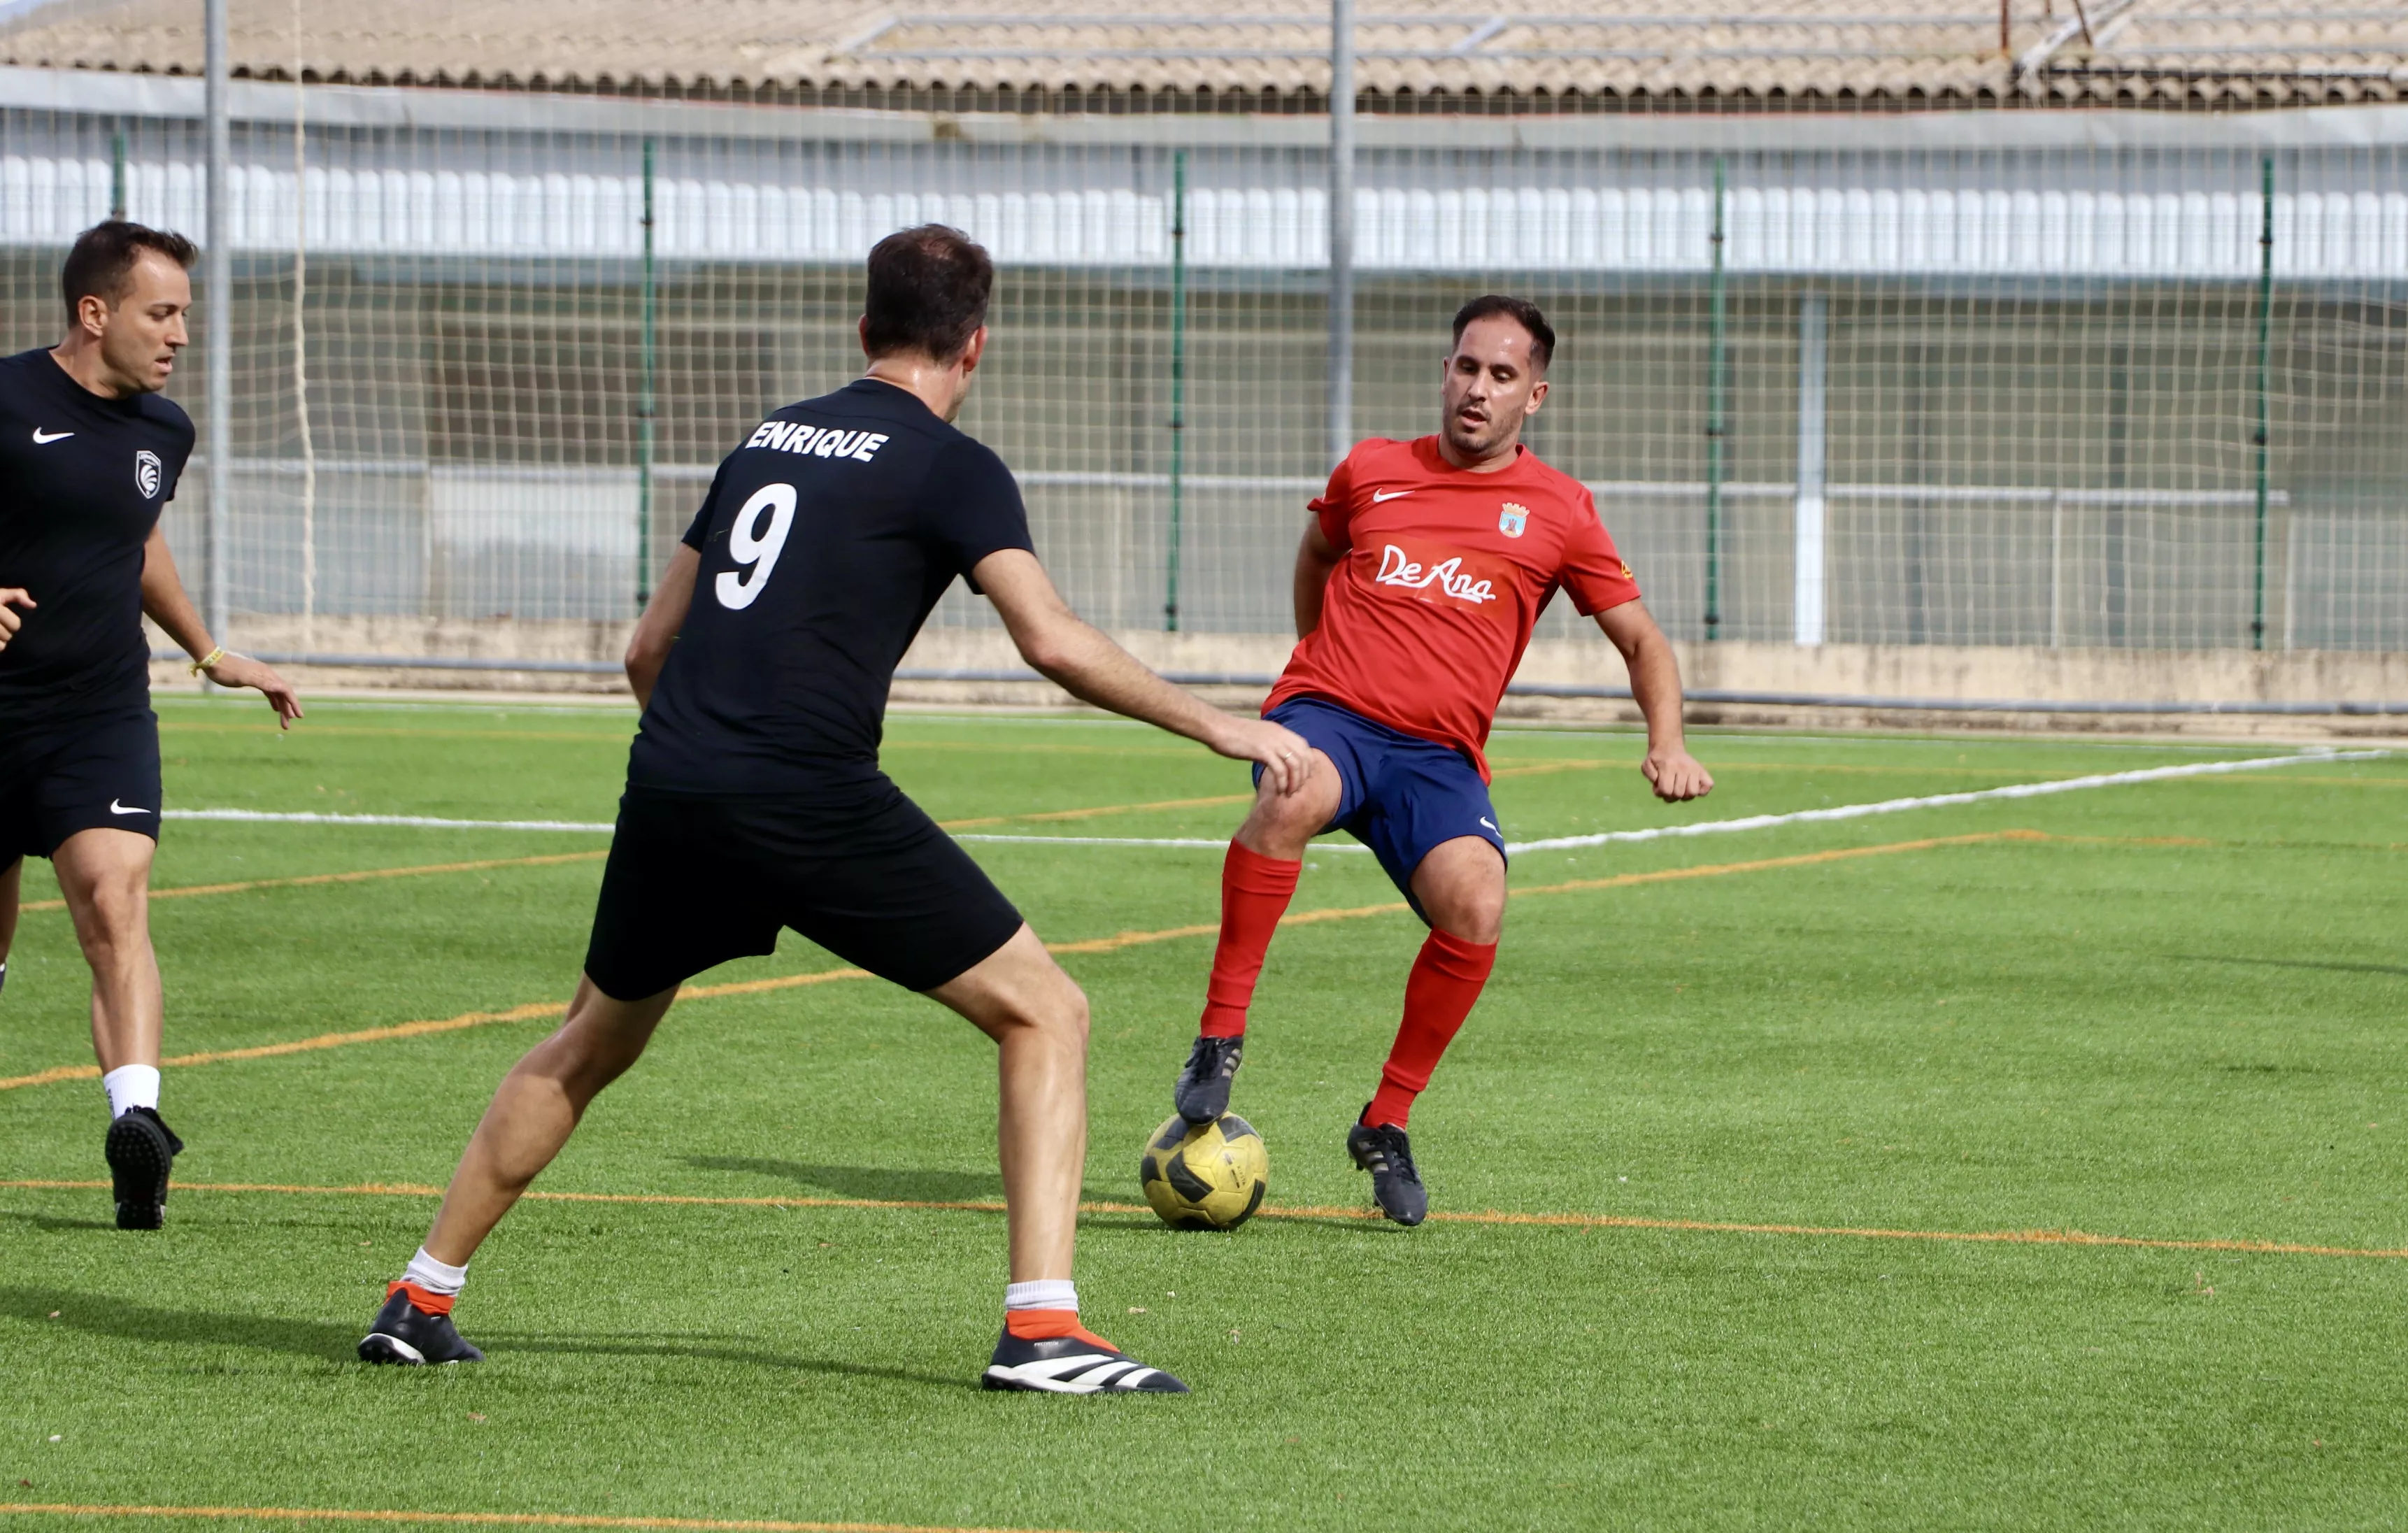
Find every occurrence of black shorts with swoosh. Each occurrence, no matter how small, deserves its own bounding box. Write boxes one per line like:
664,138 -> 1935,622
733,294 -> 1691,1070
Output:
581,779 -> 1024,1001
0,705 -> 163,860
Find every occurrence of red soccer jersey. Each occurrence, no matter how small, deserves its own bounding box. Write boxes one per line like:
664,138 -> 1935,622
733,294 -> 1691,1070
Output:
1264,435 -> 1641,780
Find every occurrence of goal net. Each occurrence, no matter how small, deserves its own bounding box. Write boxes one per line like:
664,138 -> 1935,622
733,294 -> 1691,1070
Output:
2,91 -> 2403,653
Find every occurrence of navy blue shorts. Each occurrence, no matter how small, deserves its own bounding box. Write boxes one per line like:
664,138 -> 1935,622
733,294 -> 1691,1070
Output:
1258,697 -> 1506,921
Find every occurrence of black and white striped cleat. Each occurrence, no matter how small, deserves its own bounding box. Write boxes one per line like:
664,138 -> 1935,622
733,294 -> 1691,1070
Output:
981,1325 -> 1188,1394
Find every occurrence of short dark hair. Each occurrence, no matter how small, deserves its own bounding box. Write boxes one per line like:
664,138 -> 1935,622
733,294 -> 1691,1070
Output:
62,220 -> 198,324
1451,294 -> 1554,373
862,224 -> 994,363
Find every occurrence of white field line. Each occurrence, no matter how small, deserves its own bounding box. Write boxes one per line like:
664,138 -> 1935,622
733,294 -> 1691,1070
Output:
1510,748 -> 2389,854
164,749 -> 2388,853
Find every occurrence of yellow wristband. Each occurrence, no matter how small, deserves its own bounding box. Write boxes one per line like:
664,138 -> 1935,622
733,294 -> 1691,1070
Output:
190,646 -> 227,676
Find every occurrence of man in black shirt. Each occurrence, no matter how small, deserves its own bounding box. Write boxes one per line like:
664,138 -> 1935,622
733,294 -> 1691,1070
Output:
362,226 -> 1311,1392
0,221 -> 302,1229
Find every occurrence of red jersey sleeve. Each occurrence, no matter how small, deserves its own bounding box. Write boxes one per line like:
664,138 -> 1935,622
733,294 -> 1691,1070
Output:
1307,448 -> 1359,552
1560,490 -> 1642,615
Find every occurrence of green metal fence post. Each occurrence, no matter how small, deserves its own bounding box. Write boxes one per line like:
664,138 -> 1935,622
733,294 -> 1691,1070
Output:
2252,153 -> 2274,651
636,136 -> 658,611
1704,155 -> 1727,641
1165,148 -> 1188,632
109,130 -> 126,219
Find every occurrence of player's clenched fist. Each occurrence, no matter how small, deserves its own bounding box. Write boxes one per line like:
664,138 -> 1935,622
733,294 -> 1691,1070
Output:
0,587 -> 34,653
1641,746 -> 1714,803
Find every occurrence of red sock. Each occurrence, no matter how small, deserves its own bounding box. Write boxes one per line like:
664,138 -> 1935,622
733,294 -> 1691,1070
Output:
1005,1308 -> 1116,1351
1199,841 -> 1302,1039
1364,929 -> 1497,1129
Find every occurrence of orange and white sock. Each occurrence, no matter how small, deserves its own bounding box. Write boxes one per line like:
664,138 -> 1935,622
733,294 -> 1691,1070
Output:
396,1246 -> 469,1313
1004,1279 -> 1114,1350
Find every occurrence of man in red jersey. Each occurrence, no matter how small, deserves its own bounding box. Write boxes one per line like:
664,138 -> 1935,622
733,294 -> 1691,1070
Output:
1168,294 -> 1714,1223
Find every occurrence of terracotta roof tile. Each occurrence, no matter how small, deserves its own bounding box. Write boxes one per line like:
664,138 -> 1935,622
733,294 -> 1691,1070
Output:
2,0 -> 2399,107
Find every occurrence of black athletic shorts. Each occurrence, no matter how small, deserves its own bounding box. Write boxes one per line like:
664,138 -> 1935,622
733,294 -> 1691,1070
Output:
0,704 -> 163,862
582,780 -> 1025,1000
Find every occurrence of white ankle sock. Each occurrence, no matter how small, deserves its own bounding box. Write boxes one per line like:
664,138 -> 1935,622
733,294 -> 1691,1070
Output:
101,1064 -> 160,1120
402,1246 -> 469,1296
1004,1278 -> 1078,1313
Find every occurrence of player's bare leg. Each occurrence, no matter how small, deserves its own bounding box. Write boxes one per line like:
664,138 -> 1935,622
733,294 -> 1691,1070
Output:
1409,835 -> 1506,946
0,856 -> 20,997
52,827 -> 163,1071
1171,750 -> 1345,1125
1348,835 -> 1506,1226
52,826 -> 181,1227
361,976 -> 674,1364
424,976 -> 676,1264
927,923 -> 1090,1282
928,922 -> 1188,1392
1233,748 -> 1343,860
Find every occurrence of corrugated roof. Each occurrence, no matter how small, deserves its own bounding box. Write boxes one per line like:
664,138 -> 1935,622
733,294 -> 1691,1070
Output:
2,0 -> 2402,110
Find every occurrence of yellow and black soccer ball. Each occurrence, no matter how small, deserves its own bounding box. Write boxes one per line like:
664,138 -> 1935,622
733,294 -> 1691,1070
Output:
1140,1113 -> 1269,1231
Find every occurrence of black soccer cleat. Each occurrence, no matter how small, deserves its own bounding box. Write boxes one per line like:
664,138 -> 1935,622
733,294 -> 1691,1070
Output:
1174,1033 -> 1244,1125
981,1325 -> 1188,1394
359,1285 -> 485,1365
104,1105 -> 183,1231
1346,1113 -> 1429,1227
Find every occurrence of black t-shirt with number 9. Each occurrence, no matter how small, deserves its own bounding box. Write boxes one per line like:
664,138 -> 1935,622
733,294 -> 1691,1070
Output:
628,377 -> 1036,796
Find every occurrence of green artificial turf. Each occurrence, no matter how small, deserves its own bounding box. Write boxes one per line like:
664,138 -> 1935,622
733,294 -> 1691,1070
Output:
3,697 -> 2405,1532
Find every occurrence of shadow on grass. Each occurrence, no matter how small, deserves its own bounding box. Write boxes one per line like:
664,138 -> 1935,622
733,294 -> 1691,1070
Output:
0,1207 -> 121,1233
689,1156 -> 1123,1208
2179,954 -> 2408,978
485,1334 -> 960,1390
0,1286 -> 964,1389
0,1285 -> 357,1358
678,1157 -> 1378,1235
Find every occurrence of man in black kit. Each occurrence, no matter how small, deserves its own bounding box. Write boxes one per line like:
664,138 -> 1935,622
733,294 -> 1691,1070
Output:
361,225 -> 1312,1392
0,221 -> 302,1229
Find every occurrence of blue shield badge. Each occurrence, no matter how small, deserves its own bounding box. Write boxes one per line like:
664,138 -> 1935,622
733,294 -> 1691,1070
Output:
1498,502 -> 1529,539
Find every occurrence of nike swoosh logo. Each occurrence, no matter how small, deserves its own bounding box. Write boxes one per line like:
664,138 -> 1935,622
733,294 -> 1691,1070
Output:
108,799 -> 148,815
32,428 -> 73,444
1480,818 -> 1499,832
1371,489 -> 1413,503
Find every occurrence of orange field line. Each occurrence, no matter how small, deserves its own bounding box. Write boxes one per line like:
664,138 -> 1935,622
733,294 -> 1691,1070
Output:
937,792 -> 1252,831
0,969 -> 887,1090
0,1003 -> 569,1090
5,1177 -> 2402,1262
935,760 -> 1610,830
883,740 -> 1198,759
1488,758 -> 1607,780
1508,829 -> 2049,900
0,830 -> 2027,1093
17,850 -> 612,915
0,1503 -> 1091,1533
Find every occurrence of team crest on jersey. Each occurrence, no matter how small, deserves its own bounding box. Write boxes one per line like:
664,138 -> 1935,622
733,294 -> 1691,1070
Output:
134,450 -> 162,499
1498,502 -> 1529,538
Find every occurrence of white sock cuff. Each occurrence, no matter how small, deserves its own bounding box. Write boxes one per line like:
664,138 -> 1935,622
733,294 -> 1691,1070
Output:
1004,1279 -> 1078,1313
403,1246 -> 469,1296
101,1064 -> 161,1119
